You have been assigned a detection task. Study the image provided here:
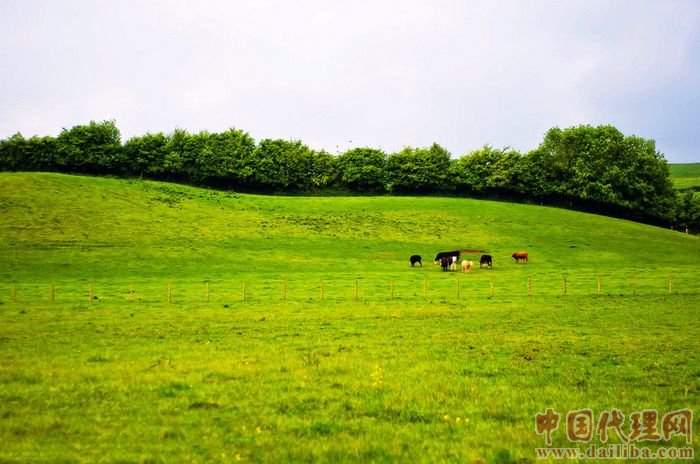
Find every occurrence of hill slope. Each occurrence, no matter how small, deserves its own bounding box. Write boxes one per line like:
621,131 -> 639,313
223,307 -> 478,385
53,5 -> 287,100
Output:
670,162 -> 700,191
1,172 -> 698,298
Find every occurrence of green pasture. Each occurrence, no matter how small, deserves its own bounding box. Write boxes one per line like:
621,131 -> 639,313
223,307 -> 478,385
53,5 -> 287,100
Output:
670,162 -> 700,191
1,172 -> 699,462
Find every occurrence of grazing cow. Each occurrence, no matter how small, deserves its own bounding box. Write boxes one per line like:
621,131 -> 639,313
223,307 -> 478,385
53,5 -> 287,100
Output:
479,254 -> 493,269
451,256 -> 458,270
439,256 -> 451,271
410,255 -> 422,267
512,251 -> 529,263
461,260 -> 473,273
434,250 -> 460,264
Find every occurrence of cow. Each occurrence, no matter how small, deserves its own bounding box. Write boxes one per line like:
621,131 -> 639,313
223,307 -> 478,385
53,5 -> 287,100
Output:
479,254 -> 492,269
434,250 -> 460,264
461,260 -> 473,273
451,256 -> 458,270
439,256 -> 451,271
512,251 -> 528,263
409,255 -> 422,267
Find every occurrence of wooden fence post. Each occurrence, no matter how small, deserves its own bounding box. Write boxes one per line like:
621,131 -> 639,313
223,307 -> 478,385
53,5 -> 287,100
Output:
632,277 -> 637,296
456,278 -> 460,298
563,276 -> 567,296
597,275 -> 601,296
12,284 -> 16,303
89,283 -> 93,303
205,282 -> 210,302
391,281 -> 395,300
490,280 -> 494,298
282,281 -> 287,301
527,277 -> 532,296
51,284 -> 55,303
130,285 -> 134,302
242,282 -> 246,301
669,273 -> 673,295
320,279 -> 324,301
355,280 -> 359,301
167,281 -> 172,303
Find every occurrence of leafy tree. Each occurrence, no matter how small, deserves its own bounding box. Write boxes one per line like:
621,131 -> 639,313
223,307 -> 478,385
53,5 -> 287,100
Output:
0,133 -> 57,171
451,145 -> 507,194
387,143 -> 452,193
307,150 -> 335,192
198,128 -> 256,188
55,120 -> 122,174
673,189 -> 700,232
335,147 -> 387,193
251,139 -> 316,191
161,128 -> 191,181
534,125 -> 675,218
122,132 -> 169,178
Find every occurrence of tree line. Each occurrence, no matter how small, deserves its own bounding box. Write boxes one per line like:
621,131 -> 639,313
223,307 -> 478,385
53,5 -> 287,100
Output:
1,120 -> 698,232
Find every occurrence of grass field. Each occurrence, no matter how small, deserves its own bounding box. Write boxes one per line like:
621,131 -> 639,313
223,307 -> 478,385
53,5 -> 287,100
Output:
1,172 -> 699,462
670,163 -> 700,191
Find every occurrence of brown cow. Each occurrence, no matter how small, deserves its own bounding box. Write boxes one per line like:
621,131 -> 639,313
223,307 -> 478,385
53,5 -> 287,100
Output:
512,251 -> 528,263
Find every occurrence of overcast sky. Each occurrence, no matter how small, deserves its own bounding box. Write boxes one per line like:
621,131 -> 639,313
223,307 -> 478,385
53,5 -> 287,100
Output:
1,0 -> 699,162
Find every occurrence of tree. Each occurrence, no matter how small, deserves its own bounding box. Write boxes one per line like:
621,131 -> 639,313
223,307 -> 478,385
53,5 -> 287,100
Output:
534,125 -> 675,219
251,139 -> 316,191
54,120 -> 122,174
673,189 -> 700,232
386,143 -> 452,193
122,132 -> 169,178
451,145 -> 507,194
0,133 -> 57,172
195,128 -> 256,188
335,147 -> 387,193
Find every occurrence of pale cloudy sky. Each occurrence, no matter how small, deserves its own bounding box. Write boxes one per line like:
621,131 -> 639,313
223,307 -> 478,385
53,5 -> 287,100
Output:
1,0 -> 699,162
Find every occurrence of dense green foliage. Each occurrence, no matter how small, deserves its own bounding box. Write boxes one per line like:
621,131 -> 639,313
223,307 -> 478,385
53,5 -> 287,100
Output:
1,121 -> 698,231
1,173 -> 698,462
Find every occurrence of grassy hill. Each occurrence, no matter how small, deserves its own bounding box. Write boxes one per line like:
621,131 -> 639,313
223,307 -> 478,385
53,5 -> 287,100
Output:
670,162 -> 700,191
1,173 -> 698,462
1,172 -> 698,298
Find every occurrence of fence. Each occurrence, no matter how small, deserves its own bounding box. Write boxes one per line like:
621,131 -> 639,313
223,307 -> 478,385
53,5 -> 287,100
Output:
3,272 -> 698,306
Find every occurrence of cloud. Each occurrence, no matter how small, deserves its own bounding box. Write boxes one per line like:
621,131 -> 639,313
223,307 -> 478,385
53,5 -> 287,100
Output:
1,0 -> 699,162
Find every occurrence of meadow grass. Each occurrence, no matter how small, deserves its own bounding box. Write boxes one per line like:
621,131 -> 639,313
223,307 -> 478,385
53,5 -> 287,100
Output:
1,172 -> 699,462
669,163 -> 700,191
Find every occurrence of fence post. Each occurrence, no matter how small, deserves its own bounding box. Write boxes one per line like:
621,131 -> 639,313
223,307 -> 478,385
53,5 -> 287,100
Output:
89,283 -> 93,303
456,278 -> 460,298
391,281 -> 395,300
320,279 -> 324,301
51,284 -> 55,303
490,280 -> 494,298
12,284 -> 16,303
355,280 -> 359,301
205,282 -> 210,302
632,277 -> 637,296
282,281 -> 287,301
528,277 -> 532,296
167,281 -> 172,303
242,282 -> 246,301
597,275 -> 601,296
669,273 -> 673,295
130,285 -> 134,302
563,276 -> 567,296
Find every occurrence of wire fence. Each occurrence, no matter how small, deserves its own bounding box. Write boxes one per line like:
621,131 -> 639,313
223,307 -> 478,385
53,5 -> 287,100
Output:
2,271 -> 698,306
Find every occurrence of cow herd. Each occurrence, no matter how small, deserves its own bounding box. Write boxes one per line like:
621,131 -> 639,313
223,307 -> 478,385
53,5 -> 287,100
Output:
409,250 -> 528,271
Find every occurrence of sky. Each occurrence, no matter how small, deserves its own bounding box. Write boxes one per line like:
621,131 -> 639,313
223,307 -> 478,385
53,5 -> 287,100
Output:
1,0 -> 699,163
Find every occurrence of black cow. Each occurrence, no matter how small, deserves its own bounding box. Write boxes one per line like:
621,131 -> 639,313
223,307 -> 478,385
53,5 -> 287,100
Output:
479,254 -> 492,269
439,256 -> 451,271
410,255 -> 422,267
434,250 -> 460,263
